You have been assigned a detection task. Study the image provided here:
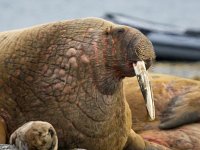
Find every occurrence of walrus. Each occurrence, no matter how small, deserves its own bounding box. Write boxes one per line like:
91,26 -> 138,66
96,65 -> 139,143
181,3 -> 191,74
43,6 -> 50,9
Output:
0,17 -> 165,149
124,74 -> 200,149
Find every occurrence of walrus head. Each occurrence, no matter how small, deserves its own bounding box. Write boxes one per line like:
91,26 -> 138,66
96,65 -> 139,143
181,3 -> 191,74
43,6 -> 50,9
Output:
89,23 -> 155,87
86,20 -> 155,120
103,26 -> 155,78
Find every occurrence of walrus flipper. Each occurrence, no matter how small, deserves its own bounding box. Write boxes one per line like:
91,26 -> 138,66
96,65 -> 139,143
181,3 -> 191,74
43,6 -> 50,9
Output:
9,121 -> 58,150
159,91 -> 200,129
124,129 -> 171,150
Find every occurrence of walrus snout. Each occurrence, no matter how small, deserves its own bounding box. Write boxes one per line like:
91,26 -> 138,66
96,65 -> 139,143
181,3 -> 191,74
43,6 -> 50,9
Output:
129,29 -> 155,69
111,26 -> 155,77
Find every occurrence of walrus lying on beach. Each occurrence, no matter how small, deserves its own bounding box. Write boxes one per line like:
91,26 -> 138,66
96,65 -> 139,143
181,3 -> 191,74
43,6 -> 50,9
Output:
124,74 -> 200,150
0,18 -> 167,150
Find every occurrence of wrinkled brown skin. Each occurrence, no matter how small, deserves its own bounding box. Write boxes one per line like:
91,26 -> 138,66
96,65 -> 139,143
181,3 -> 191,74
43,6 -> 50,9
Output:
124,74 -> 200,149
0,18 -> 156,149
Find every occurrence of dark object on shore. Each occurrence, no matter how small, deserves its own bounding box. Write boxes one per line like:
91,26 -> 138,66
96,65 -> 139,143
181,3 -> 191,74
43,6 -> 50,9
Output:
0,145 -> 17,150
104,13 -> 200,61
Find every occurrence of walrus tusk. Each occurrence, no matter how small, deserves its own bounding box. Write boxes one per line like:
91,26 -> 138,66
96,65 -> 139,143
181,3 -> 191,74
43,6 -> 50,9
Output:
133,61 -> 155,120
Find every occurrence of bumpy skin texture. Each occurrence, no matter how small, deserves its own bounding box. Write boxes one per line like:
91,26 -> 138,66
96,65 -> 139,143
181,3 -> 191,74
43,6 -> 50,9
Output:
124,74 -> 200,149
0,18 -> 155,149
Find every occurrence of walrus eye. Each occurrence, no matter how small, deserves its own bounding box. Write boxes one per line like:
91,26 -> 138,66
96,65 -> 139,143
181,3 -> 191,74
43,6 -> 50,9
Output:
133,61 -> 155,120
105,26 -> 113,35
116,28 -> 125,34
105,26 -> 125,36
113,27 -> 125,35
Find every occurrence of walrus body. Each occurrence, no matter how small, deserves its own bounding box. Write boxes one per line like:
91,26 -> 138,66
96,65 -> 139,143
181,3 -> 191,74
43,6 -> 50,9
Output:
0,18 -> 156,149
124,74 -> 200,149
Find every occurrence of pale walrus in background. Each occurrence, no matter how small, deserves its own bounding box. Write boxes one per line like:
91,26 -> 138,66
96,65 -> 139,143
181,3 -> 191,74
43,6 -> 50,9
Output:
0,17 -> 168,149
124,74 -> 200,150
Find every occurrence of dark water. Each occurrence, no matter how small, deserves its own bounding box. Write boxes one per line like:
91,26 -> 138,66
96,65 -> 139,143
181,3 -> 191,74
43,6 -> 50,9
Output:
0,0 -> 200,31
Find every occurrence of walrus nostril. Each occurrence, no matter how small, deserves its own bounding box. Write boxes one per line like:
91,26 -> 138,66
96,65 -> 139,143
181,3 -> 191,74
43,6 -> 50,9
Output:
48,128 -> 54,137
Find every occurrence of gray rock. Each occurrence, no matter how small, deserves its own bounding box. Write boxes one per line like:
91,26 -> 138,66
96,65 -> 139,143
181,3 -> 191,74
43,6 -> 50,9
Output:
0,145 -> 18,150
